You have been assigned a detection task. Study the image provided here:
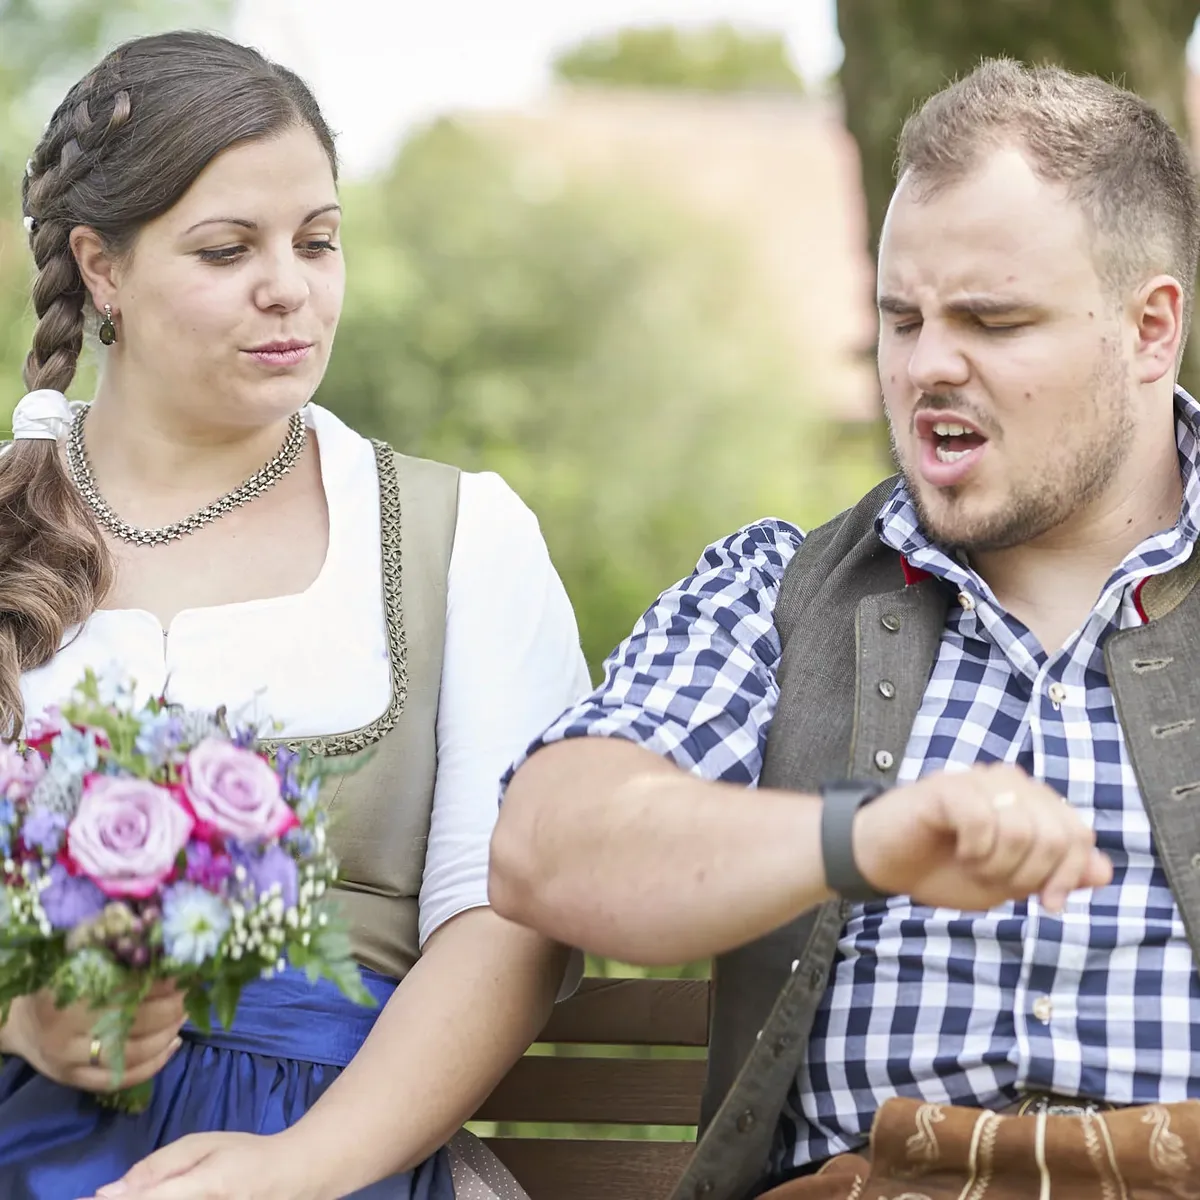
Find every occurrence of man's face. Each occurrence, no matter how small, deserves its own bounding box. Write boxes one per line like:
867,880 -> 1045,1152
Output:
877,146 -> 1136,552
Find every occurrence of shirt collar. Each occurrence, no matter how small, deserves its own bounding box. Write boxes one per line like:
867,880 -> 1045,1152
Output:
877,386 -> 1200,595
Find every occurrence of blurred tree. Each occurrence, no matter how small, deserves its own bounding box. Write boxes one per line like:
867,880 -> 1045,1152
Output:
836,0 -> 1200,392
553,23 -> 803,94
0,0 -> 230,411
320,121 -> 880,672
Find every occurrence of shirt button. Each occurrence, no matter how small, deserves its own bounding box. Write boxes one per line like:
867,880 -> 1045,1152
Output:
874,749 -> 894,771
1033,995 -> 1053,1023
958,591 -> 976,611
1048,682 -> 1068,706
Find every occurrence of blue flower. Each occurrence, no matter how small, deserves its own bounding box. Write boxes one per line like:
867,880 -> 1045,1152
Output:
162,883 -> 231,966
52,726 -> 100,775
282,826 -> 317,859
135,710 -> 185,765
22,808 -> 67,855
40,863 -> 106,929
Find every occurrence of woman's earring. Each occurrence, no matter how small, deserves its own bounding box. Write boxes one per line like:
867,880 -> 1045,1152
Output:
98,304 -> 117,346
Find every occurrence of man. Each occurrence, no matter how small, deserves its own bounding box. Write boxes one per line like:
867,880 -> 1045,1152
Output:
490,58 -> 1200,1199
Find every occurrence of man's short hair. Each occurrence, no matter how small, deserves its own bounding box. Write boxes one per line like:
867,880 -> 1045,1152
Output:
897,58 -> 1200,342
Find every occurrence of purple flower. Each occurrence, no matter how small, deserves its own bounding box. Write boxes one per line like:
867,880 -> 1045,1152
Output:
232,726 -> 258,750
274,746 -> 300,801
22,808 -> 67,855
183,739 -> 296,840
238,844 -> 298,908
67,776 -> 194,899
185,841 -> 233,890
40,863 -> 106,929
0,744 -> 45,803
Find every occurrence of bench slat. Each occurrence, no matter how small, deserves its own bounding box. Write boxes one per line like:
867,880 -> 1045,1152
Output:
475,1056 -> 706,1124
486,1137 -> 693,1200
541,977 -> 710,1046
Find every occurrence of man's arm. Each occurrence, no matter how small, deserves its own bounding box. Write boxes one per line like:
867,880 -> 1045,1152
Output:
490,737 -> 832,964
490,738 -> 1112,964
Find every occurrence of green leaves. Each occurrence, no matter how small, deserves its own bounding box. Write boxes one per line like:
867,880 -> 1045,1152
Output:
288,914 -> 376,1010
553,24 -> 804,94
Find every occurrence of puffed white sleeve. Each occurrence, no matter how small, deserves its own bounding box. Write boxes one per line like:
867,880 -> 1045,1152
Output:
417,470 -> 592,948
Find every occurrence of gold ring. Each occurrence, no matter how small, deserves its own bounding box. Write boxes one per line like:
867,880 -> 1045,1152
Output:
88,1037 -> 102,1067
992,791 -> 1017,810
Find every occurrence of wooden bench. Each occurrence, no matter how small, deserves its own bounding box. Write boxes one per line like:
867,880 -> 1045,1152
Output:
472,975 -> 711,1199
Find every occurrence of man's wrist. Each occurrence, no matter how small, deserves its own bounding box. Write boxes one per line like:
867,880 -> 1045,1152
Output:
819,780 -> 891,902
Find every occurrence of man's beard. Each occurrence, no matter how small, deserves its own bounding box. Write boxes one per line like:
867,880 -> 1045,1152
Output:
893,361 -> 1136,554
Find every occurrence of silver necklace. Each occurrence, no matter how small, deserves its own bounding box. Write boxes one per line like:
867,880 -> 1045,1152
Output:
65,406 -> 308,547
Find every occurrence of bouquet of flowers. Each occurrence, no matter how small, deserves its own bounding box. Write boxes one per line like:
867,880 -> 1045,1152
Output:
0,669 -> 372,1111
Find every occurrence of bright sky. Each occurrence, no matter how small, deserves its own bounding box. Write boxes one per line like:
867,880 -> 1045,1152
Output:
230,0 -> 842,179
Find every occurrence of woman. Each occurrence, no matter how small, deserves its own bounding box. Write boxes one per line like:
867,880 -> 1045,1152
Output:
0,29 -> 589,1200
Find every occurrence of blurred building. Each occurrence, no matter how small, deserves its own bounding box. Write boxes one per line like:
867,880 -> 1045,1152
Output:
470,87 -> 881,425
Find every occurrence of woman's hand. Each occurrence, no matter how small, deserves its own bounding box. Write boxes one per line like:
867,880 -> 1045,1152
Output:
89,1131 -> 325,1200
1,981 -> 184,1092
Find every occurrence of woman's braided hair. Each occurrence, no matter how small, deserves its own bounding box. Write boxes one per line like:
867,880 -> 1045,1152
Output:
7,30 -> 337,735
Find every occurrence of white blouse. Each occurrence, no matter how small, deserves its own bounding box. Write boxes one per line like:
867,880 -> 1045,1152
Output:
22,404 -> 592,947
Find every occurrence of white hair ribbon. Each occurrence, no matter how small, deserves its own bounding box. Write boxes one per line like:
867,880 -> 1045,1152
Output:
11,389 -> 78,441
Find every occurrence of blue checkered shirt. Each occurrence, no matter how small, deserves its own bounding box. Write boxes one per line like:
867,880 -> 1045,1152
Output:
511,389 -> 1200,1173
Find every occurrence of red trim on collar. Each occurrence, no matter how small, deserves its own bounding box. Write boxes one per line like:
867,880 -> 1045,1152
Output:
901,556 -> 933,586
1132,577 -> 1149,624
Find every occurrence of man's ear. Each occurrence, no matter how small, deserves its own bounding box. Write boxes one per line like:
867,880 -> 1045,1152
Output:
1130,274 -> 1185,384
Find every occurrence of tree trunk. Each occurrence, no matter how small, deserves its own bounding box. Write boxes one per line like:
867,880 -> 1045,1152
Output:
836,0 -> 1200,394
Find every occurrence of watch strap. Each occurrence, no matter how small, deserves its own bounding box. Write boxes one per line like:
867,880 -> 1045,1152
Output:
819,779 -> 890,902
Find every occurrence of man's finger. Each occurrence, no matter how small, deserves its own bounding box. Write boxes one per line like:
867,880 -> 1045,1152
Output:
945,788 -> 1001,862
967,802 -> 1036,882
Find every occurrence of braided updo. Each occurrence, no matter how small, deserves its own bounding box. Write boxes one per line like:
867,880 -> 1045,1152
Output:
6,31 -> 337,735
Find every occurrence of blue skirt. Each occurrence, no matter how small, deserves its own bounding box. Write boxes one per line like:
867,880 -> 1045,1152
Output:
0,966 -> 454,1200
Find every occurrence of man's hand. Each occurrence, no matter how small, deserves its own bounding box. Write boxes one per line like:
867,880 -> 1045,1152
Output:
854,763 -> 1113,911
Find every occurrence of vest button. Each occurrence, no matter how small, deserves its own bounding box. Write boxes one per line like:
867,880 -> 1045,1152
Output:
737,1109 -> 756,1132
1192,854 -> 1200,871
694,1181 -> 714,1196
772,1033 -> 795,1057
874,749 -> 894,770
881,613 -> 902,631
808,966 -> 826,990
878,680 -> 897,699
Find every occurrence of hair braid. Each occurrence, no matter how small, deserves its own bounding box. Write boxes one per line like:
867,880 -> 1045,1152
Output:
4,30 -> 338,735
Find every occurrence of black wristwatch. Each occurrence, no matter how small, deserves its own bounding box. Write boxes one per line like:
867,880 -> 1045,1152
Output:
819,780 -> 891,902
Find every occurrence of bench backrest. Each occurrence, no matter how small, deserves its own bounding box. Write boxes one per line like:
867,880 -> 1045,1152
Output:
475,975 -> 710,1199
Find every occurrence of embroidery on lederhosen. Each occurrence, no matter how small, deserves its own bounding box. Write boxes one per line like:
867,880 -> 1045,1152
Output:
895,1103 -> 947,1180
1141,1107 -> 1200,1200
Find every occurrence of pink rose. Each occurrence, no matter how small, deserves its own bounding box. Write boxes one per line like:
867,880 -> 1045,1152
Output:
0,743 -> 45,801
67,776 -> 194,898
182,739 -> 297,841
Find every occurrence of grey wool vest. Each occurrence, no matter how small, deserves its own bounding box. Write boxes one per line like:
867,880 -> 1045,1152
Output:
668,476 -> 1200,1200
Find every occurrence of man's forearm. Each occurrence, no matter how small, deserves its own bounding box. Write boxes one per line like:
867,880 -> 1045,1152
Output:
489,738 -> 835,964
280,908 -> 567,1199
